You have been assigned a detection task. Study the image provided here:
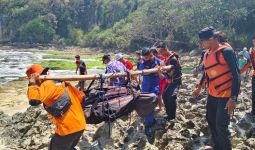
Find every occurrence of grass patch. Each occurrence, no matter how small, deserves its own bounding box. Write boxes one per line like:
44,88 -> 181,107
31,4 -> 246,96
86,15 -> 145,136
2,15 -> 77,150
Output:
42,53 -> 104,60
41,60 -> 105,70
43,55 -> 74,59
41,61 -> 75,70
41,50 -> 105,70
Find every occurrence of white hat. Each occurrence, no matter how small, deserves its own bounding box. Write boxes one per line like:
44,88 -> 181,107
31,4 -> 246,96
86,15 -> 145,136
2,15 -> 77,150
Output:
243,47 -> 247,51
115,53 -> 123,60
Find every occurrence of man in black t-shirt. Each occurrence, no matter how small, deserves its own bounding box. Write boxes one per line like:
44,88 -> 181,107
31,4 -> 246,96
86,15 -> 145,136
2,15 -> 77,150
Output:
157,42 -> 182,121
75,55 -> 87,91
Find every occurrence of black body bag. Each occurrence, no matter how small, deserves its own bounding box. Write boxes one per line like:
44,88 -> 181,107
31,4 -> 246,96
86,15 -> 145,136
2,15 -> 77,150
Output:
83,87 -> 135,124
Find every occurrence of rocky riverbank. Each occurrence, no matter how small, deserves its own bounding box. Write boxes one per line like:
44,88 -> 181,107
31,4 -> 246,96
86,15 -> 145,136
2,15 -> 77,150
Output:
1,53 -> 255,150
1,73 -> 255,150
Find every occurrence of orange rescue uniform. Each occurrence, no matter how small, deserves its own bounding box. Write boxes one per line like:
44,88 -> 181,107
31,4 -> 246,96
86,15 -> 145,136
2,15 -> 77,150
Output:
27,80 -> 86,136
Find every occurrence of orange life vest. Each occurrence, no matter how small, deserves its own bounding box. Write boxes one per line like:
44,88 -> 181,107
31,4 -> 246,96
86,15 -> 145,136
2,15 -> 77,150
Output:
203,45 -> 233,98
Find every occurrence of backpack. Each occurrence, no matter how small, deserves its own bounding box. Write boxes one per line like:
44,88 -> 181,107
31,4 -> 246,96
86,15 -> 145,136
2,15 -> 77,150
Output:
134,92 -> 158,117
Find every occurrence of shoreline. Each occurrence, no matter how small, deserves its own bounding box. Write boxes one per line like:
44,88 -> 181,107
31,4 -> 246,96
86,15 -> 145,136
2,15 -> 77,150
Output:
0,80 -> 29,116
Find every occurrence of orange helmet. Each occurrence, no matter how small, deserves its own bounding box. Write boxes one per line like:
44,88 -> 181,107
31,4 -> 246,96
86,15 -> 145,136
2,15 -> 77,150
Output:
26,64 -> 49,77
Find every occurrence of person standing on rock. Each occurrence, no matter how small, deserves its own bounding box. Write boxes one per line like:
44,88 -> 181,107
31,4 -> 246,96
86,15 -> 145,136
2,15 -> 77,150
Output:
26,64 -> 86,150
192,27 -> 240,150
157,42 -> 182,121
139,48 -> 161,139
75,55 -> 87,91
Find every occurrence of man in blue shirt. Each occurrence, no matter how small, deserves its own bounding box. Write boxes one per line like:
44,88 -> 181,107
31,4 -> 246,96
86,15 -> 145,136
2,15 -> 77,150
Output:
140,49 -> 161,95
140,48 -> 161,140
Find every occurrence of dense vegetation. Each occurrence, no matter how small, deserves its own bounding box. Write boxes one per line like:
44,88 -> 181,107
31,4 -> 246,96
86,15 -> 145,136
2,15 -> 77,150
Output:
0,0 -> 254,51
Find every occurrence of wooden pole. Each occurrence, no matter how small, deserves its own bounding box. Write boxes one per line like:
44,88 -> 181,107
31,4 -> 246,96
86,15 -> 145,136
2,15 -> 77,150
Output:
39,65 -> 172,81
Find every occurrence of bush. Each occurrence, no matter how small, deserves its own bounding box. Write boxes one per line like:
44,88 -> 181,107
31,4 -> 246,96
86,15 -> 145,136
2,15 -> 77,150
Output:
15,17 -> 56,43
69,28 -> 84,45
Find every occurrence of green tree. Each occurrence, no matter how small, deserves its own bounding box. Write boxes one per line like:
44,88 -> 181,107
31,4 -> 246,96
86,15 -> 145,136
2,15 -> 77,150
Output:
16,17 -> 55,43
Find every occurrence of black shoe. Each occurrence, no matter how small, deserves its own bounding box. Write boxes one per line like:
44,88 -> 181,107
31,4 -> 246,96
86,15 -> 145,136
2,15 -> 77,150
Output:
164,115 -> 175,121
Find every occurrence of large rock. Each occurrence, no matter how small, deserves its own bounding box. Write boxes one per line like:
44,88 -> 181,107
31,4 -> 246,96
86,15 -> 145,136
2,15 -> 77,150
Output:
1,54 -> 255,150
0,106 -> 52,150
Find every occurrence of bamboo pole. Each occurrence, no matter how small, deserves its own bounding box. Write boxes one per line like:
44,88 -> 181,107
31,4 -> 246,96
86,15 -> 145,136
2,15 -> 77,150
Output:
39,65 -> 172,81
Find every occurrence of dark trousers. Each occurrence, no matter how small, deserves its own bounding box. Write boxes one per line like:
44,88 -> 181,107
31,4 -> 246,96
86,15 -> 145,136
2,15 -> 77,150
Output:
162,83 -> 180,119
252,76 -> 255,114
206,95 -> 231,150
79,71 -> 85,90
49,130 -> 84,150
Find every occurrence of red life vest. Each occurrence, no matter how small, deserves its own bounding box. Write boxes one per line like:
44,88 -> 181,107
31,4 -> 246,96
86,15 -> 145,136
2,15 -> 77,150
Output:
203,45 -> 233,98
165,51 -> 180,83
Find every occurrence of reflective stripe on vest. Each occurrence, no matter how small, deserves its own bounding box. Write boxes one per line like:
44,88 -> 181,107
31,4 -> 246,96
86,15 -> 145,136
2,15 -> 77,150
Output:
203,45 -> 233,98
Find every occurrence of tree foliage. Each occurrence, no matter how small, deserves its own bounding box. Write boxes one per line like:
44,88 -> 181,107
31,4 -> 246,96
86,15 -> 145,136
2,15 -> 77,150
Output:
0,0 -> 254,50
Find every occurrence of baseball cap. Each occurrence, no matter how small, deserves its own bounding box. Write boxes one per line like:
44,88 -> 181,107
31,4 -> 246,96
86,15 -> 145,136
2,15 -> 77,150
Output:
26,64 -> 49,77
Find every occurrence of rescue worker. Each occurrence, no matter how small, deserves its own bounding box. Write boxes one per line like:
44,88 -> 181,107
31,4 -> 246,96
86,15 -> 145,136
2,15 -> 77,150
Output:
249,36 -> 255,116
75,55 -> 87,91
192,27 -> 240,150
26,64 -> 86,150
102,54 -> 127,86
139,48 -> 161,139
157,42 -> 182,121
115,53 -> 134,70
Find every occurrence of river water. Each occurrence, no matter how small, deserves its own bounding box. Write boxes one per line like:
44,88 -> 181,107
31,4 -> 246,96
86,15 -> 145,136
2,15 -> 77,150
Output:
0,49 -> 104,84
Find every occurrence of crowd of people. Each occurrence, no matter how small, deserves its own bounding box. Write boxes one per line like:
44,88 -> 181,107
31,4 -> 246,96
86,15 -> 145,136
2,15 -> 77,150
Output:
25,26 -> 255,150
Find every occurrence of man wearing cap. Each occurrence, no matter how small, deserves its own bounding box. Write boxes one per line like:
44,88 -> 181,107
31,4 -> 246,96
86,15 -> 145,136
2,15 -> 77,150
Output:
75,55 -> 87,91
102,54 -> 127,86
26,64 -> 86,150
139,48 -> 161,139
192,27 -> 240,150
157,42 -> 182,121
115,53 -> 134,70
